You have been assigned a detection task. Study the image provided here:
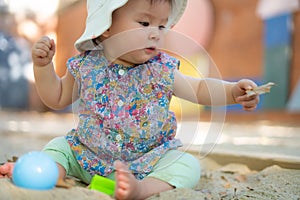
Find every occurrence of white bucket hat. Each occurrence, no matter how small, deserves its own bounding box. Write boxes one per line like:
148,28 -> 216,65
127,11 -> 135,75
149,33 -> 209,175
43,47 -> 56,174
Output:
75,0 -> 188,52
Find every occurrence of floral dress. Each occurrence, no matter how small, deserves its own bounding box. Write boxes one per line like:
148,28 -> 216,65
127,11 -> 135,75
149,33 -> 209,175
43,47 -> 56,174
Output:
65,50 -> 182,180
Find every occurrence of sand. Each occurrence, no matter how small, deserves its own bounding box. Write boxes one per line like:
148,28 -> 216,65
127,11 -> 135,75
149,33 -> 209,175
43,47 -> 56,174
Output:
1,157 -> 299,200
149,163 -> 300,200
0,111 -> 299,199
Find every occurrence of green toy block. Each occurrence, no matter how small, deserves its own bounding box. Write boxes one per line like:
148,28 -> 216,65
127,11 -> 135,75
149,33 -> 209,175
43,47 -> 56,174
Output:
90,175 -> 116,196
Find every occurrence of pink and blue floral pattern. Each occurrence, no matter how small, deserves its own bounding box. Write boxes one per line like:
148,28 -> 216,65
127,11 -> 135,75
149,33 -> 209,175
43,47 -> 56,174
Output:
66,50 -> 182,179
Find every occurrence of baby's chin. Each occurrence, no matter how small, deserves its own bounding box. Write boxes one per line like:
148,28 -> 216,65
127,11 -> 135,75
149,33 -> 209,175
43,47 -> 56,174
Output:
114,51 -> 159,67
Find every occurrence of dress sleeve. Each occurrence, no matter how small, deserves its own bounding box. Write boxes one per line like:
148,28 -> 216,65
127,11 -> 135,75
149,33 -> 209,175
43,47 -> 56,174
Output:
66,53 -> 86,96
158,52 -> 180,80
66,53 -> 84,80
160,52 -> 180,70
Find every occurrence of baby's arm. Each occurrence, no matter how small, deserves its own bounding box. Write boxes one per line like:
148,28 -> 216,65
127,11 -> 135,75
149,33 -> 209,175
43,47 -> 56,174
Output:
32,36 -> 77,110
173,70 -> 259,111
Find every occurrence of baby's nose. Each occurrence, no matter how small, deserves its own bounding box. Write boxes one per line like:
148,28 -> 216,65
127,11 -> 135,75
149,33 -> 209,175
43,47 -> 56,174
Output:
148,27 -> 161,41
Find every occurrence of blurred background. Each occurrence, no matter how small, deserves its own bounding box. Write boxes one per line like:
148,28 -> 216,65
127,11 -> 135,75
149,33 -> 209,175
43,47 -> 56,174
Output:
0,0 -> 299,113
0,0 -> 299,168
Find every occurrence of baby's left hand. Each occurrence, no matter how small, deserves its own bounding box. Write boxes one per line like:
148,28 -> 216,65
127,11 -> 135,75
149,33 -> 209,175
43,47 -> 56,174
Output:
232,79 -> 260,111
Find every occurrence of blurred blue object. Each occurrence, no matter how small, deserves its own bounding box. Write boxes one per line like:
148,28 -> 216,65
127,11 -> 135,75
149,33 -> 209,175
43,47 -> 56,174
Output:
262,12 -> 293,109
12,151 -> 59,190
0,32 -> 32,109
263,45 -> 291,109
264,13 -> 292,48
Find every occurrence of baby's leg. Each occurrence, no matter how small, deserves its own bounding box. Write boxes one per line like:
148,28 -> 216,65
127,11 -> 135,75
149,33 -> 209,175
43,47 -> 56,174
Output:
43,136 -> 93,184
114,150 -> 201,199
114,161 -> 173,200
0,137 -> 69,180
56,163 -> 67,180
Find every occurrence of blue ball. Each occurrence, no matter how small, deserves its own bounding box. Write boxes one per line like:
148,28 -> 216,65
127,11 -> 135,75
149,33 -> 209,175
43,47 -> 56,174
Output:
12,151 -> 59,190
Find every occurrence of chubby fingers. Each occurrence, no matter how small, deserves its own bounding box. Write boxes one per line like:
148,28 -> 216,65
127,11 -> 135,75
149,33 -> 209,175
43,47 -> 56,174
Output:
237,79 -> 258,91
32,36 -> 53,58
32,36 -> 56,66
236,94 -> 260,111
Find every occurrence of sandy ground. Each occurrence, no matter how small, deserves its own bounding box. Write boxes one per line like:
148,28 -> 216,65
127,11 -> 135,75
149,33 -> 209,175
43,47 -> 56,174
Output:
0,111 -> 299,199
149,162 -> 300,200
1,159 -> 299,200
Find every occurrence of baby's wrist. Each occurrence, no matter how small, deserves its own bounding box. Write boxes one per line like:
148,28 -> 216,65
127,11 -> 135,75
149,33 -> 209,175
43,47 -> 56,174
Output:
230,82 -> 239,104
33,61 -> 53,68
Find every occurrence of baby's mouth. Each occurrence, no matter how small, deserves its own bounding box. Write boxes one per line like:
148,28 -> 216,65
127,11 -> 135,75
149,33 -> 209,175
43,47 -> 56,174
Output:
145,47 -> 156,51
144,46 -> 158,54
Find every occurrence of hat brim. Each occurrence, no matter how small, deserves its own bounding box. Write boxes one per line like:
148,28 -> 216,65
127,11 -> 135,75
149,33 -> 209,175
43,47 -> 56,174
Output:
75,0 -> 187,52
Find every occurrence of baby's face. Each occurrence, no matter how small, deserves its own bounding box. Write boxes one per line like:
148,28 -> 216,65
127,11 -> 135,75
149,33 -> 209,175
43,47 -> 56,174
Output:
102,0 -> 171,66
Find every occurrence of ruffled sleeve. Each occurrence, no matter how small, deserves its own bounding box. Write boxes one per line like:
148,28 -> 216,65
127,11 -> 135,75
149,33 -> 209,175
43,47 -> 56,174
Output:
66,52 -> 86,96
67,53 -> 85,80
160,52 -> 180,70
149,52 -> 180,87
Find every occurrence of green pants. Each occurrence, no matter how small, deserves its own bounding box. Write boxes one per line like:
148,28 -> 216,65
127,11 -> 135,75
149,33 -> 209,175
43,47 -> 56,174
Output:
43,136 -> 201,188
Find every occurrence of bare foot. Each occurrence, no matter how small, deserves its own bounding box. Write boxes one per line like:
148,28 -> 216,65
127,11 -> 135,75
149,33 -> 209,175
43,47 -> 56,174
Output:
114,160 -> 174,200
114,160 -> 143,200
0,162 -> 15,178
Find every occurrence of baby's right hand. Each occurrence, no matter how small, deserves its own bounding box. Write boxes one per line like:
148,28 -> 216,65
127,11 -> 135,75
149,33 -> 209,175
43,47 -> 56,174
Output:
31,36 -> 56,67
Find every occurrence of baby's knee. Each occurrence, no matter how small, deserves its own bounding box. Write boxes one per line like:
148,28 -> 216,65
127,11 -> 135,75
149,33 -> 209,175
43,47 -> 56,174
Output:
149,150 -> 201,189
178,152 -> 201,188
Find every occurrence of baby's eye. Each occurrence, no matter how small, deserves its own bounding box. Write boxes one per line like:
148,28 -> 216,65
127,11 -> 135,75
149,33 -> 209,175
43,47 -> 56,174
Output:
139,21 -> 150,27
